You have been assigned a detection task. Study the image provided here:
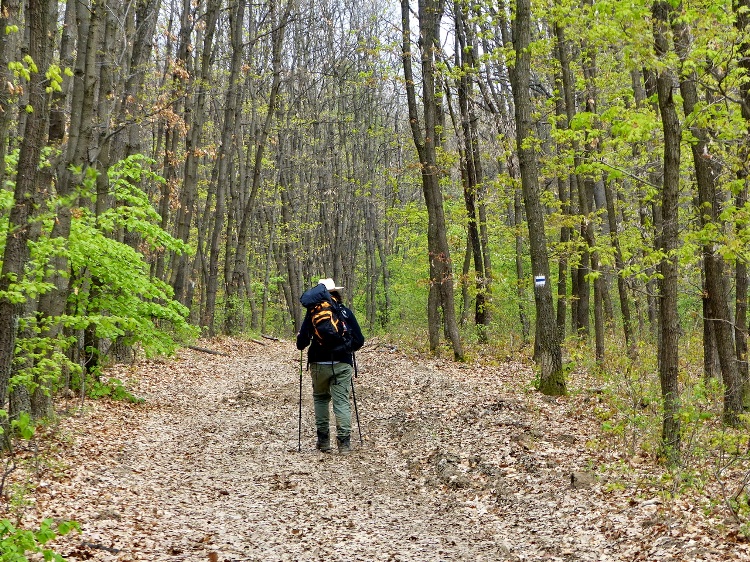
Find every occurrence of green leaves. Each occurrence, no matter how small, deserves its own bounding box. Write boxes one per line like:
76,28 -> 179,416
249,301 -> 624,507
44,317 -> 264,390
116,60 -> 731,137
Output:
44,64 -> 71,94
97,155 -> 190,255
11,413 -> 35,440
2,154 -> 198,401
0,518 -> 78,562
62,155 -> 197,356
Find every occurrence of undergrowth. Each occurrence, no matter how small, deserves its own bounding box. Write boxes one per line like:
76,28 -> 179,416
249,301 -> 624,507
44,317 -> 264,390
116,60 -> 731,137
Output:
0,413 -> 79,561
568,332 -> 750,537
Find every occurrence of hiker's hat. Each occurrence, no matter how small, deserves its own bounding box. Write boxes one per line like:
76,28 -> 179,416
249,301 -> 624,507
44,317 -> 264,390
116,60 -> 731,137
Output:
319,278 -> 344,292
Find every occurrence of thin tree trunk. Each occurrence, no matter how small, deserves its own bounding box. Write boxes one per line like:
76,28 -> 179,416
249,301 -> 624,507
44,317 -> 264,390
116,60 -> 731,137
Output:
0,0 -> 21,185
554,24 -> 590,337
202,0 -> 244,334
734,0 -> 750,402
454,4 -> 489,337
580,33 -> 605,362
673,17 -> 742,424
513,191 -> 531,345
604,177 -> 635,357
401,0 -> 463,360
227,1 -> 291,332
554,49 -> 570,341
172,0 -> 220,306
642,68 -> 661,337
278,172 -> 303,333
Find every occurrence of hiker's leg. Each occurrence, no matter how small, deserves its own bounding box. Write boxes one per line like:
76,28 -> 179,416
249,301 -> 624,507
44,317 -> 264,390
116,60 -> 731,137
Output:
310,363 -> 333,433
330,362 -> 353,440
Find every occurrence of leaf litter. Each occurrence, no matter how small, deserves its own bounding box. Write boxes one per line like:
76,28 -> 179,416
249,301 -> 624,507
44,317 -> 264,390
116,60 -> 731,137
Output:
6,337 -> 750,561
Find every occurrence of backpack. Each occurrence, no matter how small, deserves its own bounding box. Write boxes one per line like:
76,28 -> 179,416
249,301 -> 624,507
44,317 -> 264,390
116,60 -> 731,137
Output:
299,283 -> 351,352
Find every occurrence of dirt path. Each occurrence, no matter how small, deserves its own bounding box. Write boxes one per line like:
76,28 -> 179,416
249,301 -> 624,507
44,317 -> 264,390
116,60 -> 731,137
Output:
38,339 -> 746,561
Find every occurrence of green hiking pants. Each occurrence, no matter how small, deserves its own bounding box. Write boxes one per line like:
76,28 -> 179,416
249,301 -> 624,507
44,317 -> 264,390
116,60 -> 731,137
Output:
310,362 -> 352,439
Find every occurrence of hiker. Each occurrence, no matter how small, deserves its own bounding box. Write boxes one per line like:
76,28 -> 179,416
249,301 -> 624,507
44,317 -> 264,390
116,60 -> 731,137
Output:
297,278 -> 364,454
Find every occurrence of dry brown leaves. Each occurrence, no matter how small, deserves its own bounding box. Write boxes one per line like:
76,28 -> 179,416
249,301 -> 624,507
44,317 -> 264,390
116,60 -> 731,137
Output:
3,336 -> 749,561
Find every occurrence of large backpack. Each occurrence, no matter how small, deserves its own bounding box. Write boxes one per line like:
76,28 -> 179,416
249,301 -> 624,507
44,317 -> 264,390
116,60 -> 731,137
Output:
300,283 -> 350,352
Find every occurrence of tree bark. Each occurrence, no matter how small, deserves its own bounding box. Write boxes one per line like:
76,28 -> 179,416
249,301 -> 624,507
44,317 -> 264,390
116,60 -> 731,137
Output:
513,187 -> 531,345
580,35 -> 605,363
0,0 -> 22,190
652,0 -> 682,464
734,0 -> 750,403
172,0 -> 220,306
202,0 -> 245,334
401,0 -> 464,360
454,3 -> 489,337
225,0 -> 292,334
554,24 -> 589,338
603,177 -> 635,358
0,0 -> 54,415
673,17 -> 742,424
510,0 -> 565,394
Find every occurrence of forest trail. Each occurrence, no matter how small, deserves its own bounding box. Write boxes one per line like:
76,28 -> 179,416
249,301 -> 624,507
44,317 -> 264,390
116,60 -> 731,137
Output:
38,338 -> 745,561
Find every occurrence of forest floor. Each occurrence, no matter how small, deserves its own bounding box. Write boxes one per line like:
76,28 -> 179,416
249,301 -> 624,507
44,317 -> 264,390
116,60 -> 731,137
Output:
5,337 -> 750,561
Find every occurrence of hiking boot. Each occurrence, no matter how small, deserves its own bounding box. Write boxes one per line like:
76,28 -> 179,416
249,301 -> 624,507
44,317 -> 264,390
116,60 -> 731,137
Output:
316,430 -> 332,453
337,436 -> 351,455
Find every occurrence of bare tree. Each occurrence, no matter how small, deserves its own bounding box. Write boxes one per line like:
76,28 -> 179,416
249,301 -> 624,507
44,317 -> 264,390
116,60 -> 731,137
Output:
401,0 -> 464,360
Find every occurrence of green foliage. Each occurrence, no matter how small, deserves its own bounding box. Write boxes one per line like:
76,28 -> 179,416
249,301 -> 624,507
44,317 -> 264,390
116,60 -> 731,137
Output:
7,55 -> 37,82
98,156 -> 190,254
0,518 -> 79,562
85,374 -> 143,403
381,201 -> 429,335
67,215 -> 196,356
44,65 -> 69,94
1,155 -> 198,404
63,159 -> 198,357
9,329 -> 80,401
11,412 -> 35,441
587,339 -> 662,457
0,411 -> 37,442
0,415 -> 77,562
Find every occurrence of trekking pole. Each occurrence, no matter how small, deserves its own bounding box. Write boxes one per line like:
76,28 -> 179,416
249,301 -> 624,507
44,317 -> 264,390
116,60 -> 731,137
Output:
351,353 -> 363,445
298,350 -> 303,452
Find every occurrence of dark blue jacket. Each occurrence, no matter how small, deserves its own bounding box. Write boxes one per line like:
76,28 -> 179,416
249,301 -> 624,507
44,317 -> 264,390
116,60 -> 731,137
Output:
296,301 -> 364,365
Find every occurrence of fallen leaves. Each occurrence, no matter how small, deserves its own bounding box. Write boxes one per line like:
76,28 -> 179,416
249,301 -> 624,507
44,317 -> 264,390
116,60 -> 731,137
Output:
1,336 -> 748,561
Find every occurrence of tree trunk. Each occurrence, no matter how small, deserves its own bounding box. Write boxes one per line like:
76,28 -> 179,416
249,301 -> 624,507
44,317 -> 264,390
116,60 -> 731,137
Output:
734,0 -> 750,403
653,0 -> 682,464
513,189 -> 531,345
642,68 -> 661,337
172,0 -> 220,306
580,37 -> 605,363
604,177 -> 635,357
511,0 -> 565,394
202,0 -> 244,334
278,170 -> 303,334
554,52 -> 570,341
226,1 -> 291,334
0,0 -> 54,416
454,3 -> 489,338
554,24 -> 590,338
401,0 -> 463,360
673,17 -> 742,424
0,0 -> 22,189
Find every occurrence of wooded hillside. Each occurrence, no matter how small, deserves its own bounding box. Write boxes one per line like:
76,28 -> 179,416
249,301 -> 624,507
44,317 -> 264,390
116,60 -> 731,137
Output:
2,0 -> 750,546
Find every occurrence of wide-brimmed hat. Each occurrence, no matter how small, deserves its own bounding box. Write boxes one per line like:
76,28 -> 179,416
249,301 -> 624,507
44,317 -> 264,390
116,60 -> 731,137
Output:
318,278 -> 344,292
